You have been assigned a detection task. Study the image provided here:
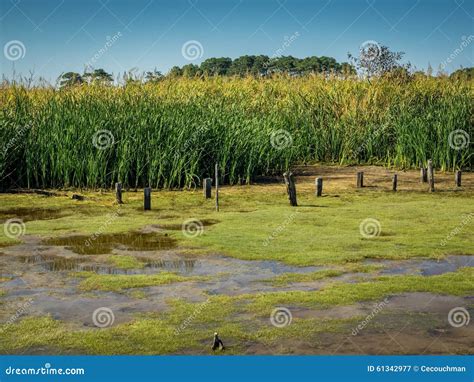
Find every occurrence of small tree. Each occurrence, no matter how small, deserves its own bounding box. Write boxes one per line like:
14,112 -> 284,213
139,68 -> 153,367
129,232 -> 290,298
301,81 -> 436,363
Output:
83,68 -> 113,85
348,43 -> 410,79
59,72 -> 83,88
145,69 -> 163,83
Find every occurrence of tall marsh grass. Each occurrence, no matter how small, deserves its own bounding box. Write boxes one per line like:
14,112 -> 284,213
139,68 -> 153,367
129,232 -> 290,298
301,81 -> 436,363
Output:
0,75 -> 472,189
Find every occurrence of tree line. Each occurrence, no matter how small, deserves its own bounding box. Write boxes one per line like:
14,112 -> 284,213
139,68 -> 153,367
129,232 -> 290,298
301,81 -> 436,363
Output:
58,46 -> 473,87
59,54 -> 354,87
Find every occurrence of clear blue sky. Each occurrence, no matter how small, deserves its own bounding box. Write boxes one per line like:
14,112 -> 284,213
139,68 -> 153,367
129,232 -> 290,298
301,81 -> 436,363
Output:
1,0 -> 473,82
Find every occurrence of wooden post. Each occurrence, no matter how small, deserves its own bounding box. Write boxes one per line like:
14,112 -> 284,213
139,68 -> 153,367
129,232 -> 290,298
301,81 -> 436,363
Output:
203,178 -> 212,199
144,187 -> 151,210
315,177 -> 323,197
455,170 -> 462,187
215,164 -> 219,212
283,172 -> 297,206
420,168 -> 428,183
392,174 -> 397,192
115,182 -> 123,204
356,172 -> 364,188
427,159 -> 435,192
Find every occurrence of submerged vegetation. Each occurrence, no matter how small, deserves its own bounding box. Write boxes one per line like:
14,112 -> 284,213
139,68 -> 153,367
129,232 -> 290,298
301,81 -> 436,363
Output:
0,75 -> 472,190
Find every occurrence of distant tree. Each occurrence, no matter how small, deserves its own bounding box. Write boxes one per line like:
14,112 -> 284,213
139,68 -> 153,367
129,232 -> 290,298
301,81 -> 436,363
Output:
268,56 -> 298,74
296,56 -> 321,74
200,57 -> 232,75
182,64 -> 201,77
168,66 -> 183,77
229,55 -> 255,76
59,72 -> 83,88
348,44 -> 410,79
252,55 -> 270,76
340,62 -> 356,76
83,68 -> 113,85
450,67 -> 474,80
145,69 -> 164,83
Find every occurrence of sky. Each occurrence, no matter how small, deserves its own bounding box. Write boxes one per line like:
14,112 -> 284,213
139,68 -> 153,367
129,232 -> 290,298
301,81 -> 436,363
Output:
0,0 -> 473,83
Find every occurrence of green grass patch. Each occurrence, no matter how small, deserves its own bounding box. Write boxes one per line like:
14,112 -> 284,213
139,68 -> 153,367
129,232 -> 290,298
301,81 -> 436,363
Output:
263,269 -> 344,286
107,255 -> 145,269
76,271 -> 208,292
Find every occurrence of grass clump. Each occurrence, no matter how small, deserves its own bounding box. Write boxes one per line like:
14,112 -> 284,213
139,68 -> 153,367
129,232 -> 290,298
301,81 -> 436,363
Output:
76,271 -> 208,292
264,270 -> 343,286
107,255 -> 145,269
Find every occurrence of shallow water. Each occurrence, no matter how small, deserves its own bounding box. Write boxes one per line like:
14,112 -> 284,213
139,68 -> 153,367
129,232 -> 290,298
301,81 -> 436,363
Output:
42,231 -> 177,255
1,235 -> 473,338
376,255 -> 473,276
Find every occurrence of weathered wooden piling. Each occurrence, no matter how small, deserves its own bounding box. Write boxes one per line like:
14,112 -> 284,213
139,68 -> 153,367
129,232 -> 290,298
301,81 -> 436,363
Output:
115,182 -> 123,204
215,164 -> 219,212
315,177 -> 323,197
427,159 -> 435,192
203,178 -> 212,199
420,168 -> 428,183
283,172 -> 297,206
392,174 -> 398,192
356,172 -> 364,188
455,170 -> 462,187
144,187 -> 151,210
